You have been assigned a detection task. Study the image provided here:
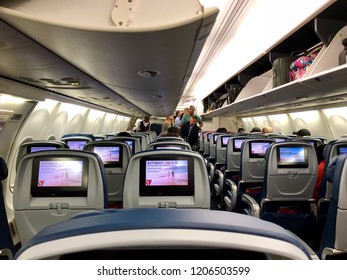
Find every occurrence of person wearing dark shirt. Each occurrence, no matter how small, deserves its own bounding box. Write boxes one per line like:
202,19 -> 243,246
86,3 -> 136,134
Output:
137,116 -> 150,132
180,115 -> 200,149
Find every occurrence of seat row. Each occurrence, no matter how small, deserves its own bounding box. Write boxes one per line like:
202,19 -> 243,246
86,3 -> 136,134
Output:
2,132 -> 347,259
1,150 -> 319,260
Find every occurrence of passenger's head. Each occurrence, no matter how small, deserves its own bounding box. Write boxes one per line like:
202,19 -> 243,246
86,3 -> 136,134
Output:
117,131 -> 131,136
164,126 -> 180,137
216,127 -> 227,133
190,115 -> 198,126
144,116 -> 150,122
188,105 -> 196,115
237,127 -> 245,134
175,111 -> 182,117
251,127 -> 261,133
262,126 -> 273,134
296,128 -> 311,137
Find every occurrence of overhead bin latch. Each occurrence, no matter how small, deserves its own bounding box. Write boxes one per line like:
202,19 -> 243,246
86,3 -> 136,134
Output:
111,0 -> 138,27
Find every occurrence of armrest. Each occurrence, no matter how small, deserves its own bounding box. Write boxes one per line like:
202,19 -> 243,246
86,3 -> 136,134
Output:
207,162 -> 215,185
317,198 -> 330,209
0,248 -> 13,260
242,194 -> 260,218
213,169 -> 224,196
224,178 -> 237,211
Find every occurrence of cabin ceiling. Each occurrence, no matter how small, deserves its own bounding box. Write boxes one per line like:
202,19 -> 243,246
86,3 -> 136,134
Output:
0,0 -> 339,119
0,0 -> 218,117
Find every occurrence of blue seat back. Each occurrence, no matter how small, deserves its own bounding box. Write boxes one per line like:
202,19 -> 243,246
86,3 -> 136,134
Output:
319,154 -> 347,259
15,208 -> 316,260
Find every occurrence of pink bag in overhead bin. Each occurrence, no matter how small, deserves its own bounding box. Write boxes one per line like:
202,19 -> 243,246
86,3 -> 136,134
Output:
289,43 -> 323,81
289,52 -> 318,81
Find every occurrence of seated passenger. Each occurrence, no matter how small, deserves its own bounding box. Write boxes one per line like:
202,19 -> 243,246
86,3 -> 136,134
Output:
262,126 -> 273,134
237,127 -> 245,134
161,115 -> 174,134
216,127 -> 228,133
251,127 -> 261,133
162,126 -> 180,137
117,131 -> 131,136
296,128 -> 311,137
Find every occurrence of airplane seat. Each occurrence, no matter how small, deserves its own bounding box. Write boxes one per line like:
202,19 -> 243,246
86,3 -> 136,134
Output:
221,136 -> 248,210
143,131 -> 157,143
291,137 -> 323,149
61,133 -> 95,141
133,133 -> 151,149
14,208 -> 318,260
224,138 -> 275,212
206,133 -> 228,187
16,140 -> 69,171
319,154 -> 347,259
316,139 -> 347,241
197,131 -> 206,154
267,135 -> 291,142
146,141 -> 192,151
316,136 -> 328,145
13,149 -> 108,246
203,132 -> 212,158
242,142 -> 318,244
102,136 -> 141,154
123,150 -> 210,209
0,156 -> 15,260
92,135 -> 108,141
151,136 -> 184,143
148,124 -> 162,136
129,134 -> 148,151
60,136 -> 92,150
212,135 -> 232,199
208,133 -> 227,163
83,140 -> 131,204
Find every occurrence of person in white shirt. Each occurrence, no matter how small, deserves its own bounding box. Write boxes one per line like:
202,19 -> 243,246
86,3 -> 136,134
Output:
174,111 -> 182,128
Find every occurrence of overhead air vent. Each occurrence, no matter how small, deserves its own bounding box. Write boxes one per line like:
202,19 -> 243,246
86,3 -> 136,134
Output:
137,70 -> 160,79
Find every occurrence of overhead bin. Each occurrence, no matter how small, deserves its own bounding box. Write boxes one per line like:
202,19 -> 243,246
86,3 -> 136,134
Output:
202,1 -> 347,118
0,0 -> 219,117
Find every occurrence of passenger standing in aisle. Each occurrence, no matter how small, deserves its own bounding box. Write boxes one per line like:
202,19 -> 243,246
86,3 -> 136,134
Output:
180,105 -> 203,128
161,115 -> 174,134
180,115 -> 200,150
137,116 -> 151,132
